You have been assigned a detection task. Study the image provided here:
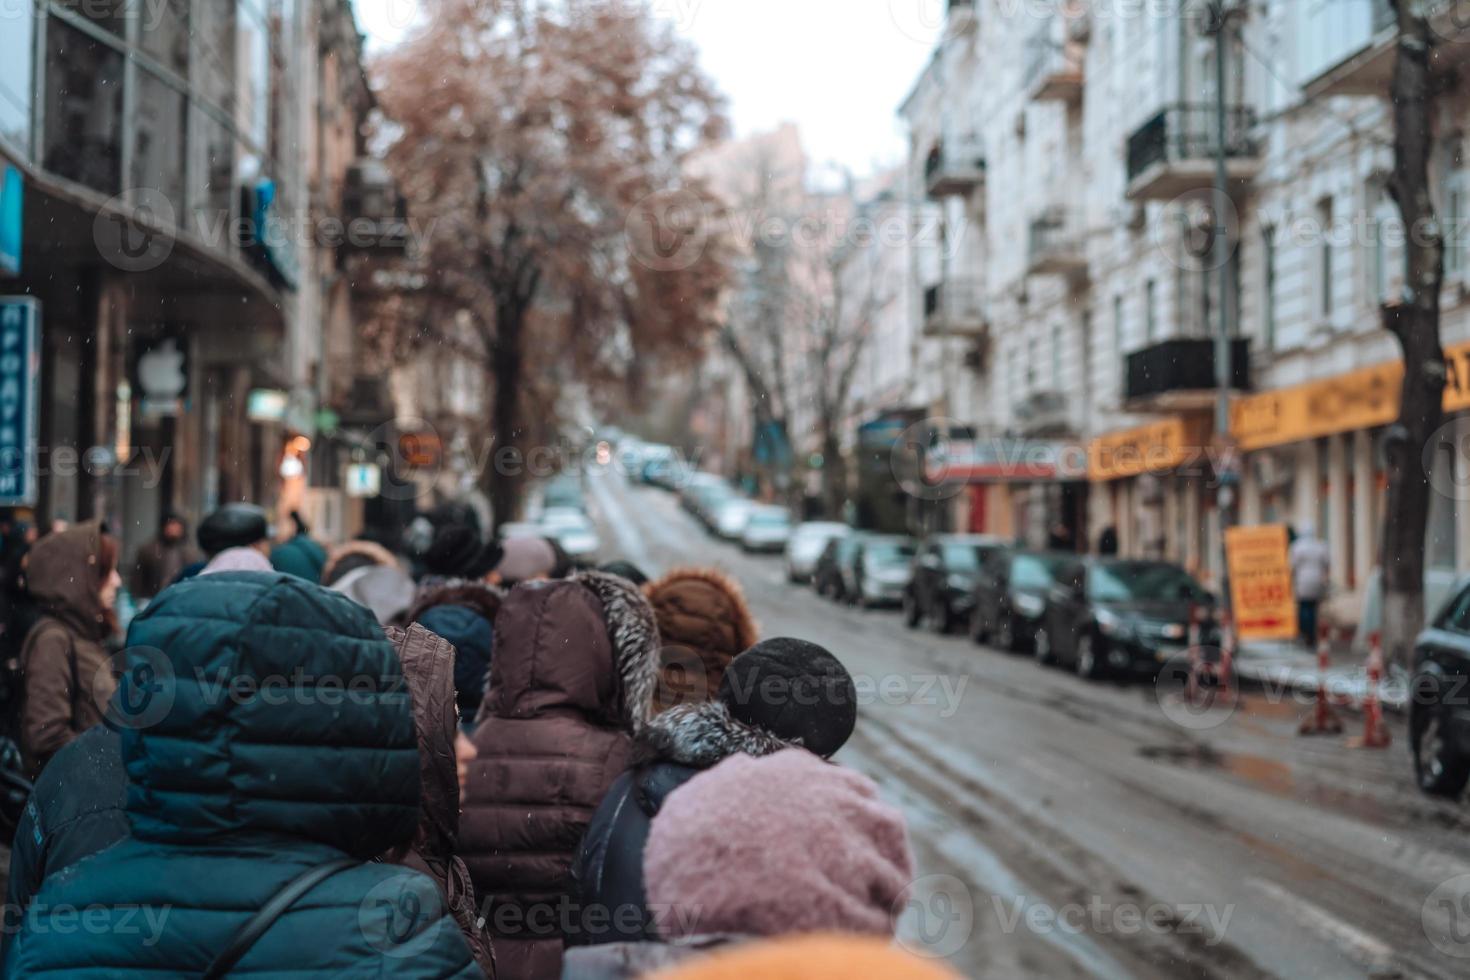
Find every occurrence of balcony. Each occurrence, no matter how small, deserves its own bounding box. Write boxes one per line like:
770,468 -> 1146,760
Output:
924,138 -> 986,199
1013,390 -> 1071,437
1124,104 -> 1260,201
1024,33 -> 1084,104
1026,209 -> 1088,281
1123,338 -> 1251,411
1303,1 -> 1470,100
341,160 -> 411,254
922,279 -> 989,339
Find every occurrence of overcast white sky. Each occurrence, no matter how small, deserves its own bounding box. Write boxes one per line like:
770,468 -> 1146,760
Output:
352,0 -> 943,177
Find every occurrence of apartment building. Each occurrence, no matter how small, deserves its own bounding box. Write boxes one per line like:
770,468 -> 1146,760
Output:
901,0 -> 1470,599
0,0 -> 401,554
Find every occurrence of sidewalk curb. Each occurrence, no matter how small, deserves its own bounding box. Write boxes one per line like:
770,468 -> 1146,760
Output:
1233,660 -> 1409,716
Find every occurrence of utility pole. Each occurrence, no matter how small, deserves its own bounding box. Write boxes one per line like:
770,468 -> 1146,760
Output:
1203,0 -> 1240,605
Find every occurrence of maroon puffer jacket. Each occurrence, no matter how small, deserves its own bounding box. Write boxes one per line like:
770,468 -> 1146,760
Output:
460,571 -> 660,980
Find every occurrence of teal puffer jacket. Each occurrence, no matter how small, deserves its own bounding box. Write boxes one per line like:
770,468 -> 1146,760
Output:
5,572 -> 481,978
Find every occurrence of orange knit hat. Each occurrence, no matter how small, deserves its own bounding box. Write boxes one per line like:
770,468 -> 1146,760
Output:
646,934 -> 962,980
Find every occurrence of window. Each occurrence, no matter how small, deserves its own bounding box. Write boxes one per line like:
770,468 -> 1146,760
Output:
1439,583 -> 1470,634
1112,294 -> 1123,353
1262,224 -> 1277,350
44,16 -> 125,196
1027,336 -> 1038,390
1317,196 -> 1334,318
1050,323 -> 1061,387
0,0 -> 35,155
140,0 -> 192,77
1446,164 -> 1468,283
1145,279 -> 1157,342
1372,187 -> 1399,303
132,71 -> 187,224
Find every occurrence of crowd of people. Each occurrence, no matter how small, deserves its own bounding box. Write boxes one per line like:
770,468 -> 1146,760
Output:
0,501 -> 954,979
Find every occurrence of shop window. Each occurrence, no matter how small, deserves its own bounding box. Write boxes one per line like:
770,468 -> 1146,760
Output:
43,16 -> 124,196
0,0 -> 35,155
131,70 -> 187,225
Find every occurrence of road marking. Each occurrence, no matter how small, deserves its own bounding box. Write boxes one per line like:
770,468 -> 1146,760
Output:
1247,878 -> 1393,970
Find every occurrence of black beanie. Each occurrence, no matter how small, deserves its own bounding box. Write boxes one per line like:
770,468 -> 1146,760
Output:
197,503 -> 269,557
424,525 -> 502,580
717,638 -> 857,758
599,559 -> 650,586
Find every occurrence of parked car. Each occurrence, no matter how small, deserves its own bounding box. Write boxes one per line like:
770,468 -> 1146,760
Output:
785,521 -> 850,584
970,549 -> 1073,651
1410,576 -> 1470,796
713,498 -> 757,540
848,535 -> 917,609
904,535 -> 1006,634
539,507 -> 600,559
814,532 -> 860,600
542,474 -> 585,513
740,506 -> 793,553
1036,558 -> 1216,681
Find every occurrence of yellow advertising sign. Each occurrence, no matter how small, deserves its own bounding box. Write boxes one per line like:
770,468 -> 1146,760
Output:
1224,524 -> 1297,642
1231,339 -> 1470,451
1088,416 -> 1210,482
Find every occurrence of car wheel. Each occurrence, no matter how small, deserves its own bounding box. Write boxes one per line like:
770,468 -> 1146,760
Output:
1033,625 -> 1054,665
969,609 -> 989,646
1413,710 -> 1470,798
1075,634 -> 1102,681
903,593 -> 922,629
997,613 -> 1016,653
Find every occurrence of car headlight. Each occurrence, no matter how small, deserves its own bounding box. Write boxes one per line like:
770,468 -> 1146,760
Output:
1012,593 -> 1045,619
1161,623 -> 1187,641
1095,609 -> 1135,640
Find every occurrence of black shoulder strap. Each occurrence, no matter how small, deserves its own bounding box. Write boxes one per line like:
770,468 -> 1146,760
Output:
202,857 -> 359,979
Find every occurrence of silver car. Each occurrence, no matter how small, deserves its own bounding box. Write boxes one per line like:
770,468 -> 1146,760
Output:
740,506 -> 792,553
785,521 -> 849,583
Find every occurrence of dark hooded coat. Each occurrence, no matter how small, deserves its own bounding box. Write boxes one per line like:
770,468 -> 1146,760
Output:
19,521 -> 115,778
4,572 -> 480,978
459,571 -> 660,979
406,582 -> 503,726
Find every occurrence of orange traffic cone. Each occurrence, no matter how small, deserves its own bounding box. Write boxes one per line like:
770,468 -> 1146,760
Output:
1347,631 -> 1391,749
1298,625 -> 1343,736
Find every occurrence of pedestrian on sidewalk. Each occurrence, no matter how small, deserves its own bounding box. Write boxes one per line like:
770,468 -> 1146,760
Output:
459,571 -> 661,979
128,509 -> 200,602
567,638 -> 857,957
5,571 -> 481,977
408,523 -> 506,726
18,520 -> 120,779
562,749 -> 912,979
642,567 -> 758,710
1289,522 -> 1331,646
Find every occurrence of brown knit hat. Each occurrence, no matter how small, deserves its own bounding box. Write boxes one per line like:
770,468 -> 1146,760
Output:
644,567 -> 758,710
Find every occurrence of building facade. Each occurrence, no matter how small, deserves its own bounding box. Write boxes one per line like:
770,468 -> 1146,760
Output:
900,0 -> 1470,606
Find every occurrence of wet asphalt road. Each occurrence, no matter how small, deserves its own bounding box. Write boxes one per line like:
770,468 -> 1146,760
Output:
587,468 -> 1470,980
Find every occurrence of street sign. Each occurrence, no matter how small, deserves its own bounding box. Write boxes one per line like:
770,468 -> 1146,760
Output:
0,297 -> 39,505
0,164 -> 21,277
345,462 -> 381,498
1224,524 -> 1297,641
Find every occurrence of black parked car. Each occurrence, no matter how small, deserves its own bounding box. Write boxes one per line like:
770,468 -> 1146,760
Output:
1410,577 -> 1470,797
904,535 -> 1006,634
847,535 -> 917,609
970,549 -> 1072,651
814,532 -> 861,601
1036,558 -> 1216,680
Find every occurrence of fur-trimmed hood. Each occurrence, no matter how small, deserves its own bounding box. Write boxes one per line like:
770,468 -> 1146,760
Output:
574,569 -> 662,734
635,698 -> 797,769
642,567 -> 758,711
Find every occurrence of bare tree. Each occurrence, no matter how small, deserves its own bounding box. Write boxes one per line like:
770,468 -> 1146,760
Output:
372,0 -> 728,528
1381,0 -> 1447,668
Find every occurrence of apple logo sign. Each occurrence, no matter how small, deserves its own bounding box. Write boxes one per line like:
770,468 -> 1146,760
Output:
137,338 -> 187,401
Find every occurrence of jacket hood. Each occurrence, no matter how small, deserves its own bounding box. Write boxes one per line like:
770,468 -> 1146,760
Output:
643,567 -> 758,664
481,570 -> 660,734
321,539 -> 399,586
385,624 -> 460,859
332,564 -> 417,626
635,699 -> 795,769
269,534 -> 328,582
406,580 -> 504,628
24,520 -> 109,639
119,572 -> 419,856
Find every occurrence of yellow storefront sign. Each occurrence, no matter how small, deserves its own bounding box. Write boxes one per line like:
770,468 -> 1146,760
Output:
1088,416 -> 1210,482
1224,524 -> 1297,642
1231,340 -> 1470,451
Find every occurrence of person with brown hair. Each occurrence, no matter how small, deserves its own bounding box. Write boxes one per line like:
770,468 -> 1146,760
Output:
18,519 -> 120,777
642,568 -> 758,710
